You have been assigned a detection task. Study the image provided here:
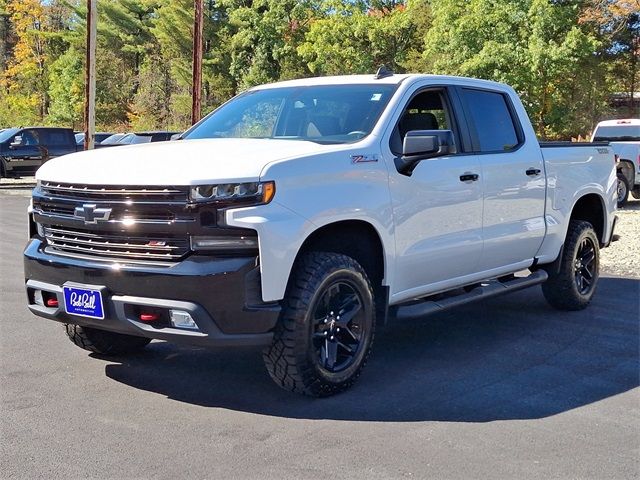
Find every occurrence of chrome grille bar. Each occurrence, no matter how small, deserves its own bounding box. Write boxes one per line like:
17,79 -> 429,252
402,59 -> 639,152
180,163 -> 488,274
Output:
43,226 -> 189,261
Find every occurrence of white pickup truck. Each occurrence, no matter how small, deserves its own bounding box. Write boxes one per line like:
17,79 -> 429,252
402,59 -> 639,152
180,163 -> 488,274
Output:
24,72 -> 618,396
591,118 -> 640,206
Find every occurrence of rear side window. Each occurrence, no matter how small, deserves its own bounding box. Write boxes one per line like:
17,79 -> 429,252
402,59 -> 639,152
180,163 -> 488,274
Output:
42,129 -> 71,146
461,89 -> 520,152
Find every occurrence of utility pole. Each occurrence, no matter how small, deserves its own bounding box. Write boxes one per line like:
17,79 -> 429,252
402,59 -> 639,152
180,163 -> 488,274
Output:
191,0 -> 204,125
83,0 -> 97,150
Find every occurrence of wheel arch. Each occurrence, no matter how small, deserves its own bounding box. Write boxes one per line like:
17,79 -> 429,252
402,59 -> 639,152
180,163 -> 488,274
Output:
292,220 -> 387,291
617,159 -> 635,183
569,193 -> 606,245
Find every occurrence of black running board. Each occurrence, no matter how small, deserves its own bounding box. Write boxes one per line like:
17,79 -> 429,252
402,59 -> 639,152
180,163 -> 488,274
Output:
391,270 -> 548,321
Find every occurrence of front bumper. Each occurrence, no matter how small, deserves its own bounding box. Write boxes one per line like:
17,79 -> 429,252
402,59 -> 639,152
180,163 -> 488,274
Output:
23,238 -> 280,347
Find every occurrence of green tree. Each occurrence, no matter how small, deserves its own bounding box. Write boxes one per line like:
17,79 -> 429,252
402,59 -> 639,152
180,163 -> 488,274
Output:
47,45 -> 83,128
423,0 -> 602,138
299,0 -> 427,76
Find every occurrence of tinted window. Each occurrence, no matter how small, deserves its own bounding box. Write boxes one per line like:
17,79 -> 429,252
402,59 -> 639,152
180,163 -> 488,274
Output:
462,89 -> 520,152
593,125 -> 640,141
43,129 -> 71,145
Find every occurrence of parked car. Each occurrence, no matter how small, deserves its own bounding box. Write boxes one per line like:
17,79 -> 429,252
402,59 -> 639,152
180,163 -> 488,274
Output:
25,72 -> 617,396
100,131 -> 180,146
99,133 -> 127,145
0,127 -> 77,178
74,132 -> 115,146
591,118 -> 640,206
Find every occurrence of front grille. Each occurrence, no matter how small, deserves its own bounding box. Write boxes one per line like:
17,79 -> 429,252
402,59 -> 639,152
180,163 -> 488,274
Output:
39,181 -> 189,202
43,226 -> 190,262
34,182 -> 196,264
35,199 -> 178,222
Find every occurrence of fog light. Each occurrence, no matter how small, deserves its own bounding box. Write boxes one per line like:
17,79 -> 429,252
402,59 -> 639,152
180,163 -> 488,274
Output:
34,289 -> 44,306
169,310 -> 198,330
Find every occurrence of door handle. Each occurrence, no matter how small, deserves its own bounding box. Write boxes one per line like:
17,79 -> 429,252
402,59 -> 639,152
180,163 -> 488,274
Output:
459,173 -> 479,182
526,168 -> 541,176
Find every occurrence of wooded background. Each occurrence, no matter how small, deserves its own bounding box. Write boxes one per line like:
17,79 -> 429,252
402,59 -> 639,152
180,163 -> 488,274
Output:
0,0 -> 638,139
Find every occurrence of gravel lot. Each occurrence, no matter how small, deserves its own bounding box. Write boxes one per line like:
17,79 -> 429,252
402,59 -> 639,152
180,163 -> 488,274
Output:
601,198 -> 640,278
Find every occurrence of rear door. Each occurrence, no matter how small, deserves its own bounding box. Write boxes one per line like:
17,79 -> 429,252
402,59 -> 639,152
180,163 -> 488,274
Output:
457,87 -> 546,270
38,128 -> 76,158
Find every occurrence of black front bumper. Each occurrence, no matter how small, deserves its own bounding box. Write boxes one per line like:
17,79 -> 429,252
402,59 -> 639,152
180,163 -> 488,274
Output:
23,238 -> 280,347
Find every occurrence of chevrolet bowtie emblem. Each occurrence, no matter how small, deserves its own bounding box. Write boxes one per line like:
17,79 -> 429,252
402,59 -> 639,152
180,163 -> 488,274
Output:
74,204 -> 112,224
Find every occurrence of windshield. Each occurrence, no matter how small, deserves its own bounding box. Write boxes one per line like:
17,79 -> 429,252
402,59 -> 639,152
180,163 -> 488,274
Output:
129,135 -> 153,144
101,133 -> 126,145
183,84 -> 398,144
0,127 -> 19,143
593,125 -> 640,141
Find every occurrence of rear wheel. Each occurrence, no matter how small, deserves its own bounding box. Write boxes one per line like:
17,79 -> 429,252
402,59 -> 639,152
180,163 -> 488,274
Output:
64,324 -> 150,355
631,187 -> 640,200
542,220 -> 599,311
616,171 -> 630,207
263,252 -> 375,397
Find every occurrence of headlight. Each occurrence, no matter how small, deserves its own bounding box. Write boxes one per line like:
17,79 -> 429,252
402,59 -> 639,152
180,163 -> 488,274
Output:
189,181 -> 275,204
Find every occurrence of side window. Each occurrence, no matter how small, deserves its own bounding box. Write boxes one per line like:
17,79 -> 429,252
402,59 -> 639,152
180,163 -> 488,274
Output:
390,90 -> 456,155
42,130 -> 70,146
461,89 -> 520,152
14,129 -> 40,146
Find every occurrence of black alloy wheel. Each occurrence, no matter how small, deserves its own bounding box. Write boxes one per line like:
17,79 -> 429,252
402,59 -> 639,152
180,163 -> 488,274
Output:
263,252 -> 375,396
311,281 -> 366,373
573,237 -> 596,295
542,219 -> 600,311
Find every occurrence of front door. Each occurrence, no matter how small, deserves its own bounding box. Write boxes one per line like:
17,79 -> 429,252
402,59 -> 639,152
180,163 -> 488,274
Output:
382,87 -> 484,303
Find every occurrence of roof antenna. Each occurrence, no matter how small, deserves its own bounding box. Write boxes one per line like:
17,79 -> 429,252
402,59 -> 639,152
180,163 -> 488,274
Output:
374,65 -> 393,80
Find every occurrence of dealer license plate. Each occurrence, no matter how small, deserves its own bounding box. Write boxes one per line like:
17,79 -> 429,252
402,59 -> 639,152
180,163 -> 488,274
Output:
63,286 -> 104,319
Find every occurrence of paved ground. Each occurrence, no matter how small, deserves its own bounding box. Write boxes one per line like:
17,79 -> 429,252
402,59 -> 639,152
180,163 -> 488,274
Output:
1,192 -> 638,479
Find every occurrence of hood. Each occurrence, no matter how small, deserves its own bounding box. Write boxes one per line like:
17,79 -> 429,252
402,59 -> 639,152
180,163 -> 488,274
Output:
36,138 -> 333,185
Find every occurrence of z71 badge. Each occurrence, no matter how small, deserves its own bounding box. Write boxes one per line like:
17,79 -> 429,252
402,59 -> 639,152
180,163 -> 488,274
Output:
351,154 -> 379,164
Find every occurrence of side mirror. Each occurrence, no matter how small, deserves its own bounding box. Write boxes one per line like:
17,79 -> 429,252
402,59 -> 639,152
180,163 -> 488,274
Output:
9,136 -> 22,148
395,130 -> 455,176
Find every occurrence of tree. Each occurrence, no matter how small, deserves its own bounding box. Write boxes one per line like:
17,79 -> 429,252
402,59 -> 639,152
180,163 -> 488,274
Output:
580,0 -> 640,117
1,0 -> 49,124
299,0 -> 428,75
47,46 -> 83,128
422,0 -> 602,138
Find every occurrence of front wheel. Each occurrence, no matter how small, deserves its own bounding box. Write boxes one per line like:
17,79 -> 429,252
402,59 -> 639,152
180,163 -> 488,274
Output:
631,187 -> 640,200
263,252 -> 375,397
542,220 -> 599,311
616,172 -> 630,207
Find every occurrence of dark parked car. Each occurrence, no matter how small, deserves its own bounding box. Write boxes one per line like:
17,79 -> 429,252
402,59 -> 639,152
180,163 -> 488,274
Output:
0,127 -> 77,178
74,132 -> 114,146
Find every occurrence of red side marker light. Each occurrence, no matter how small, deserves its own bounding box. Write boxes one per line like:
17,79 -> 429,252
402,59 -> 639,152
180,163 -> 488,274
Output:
139,313 -> 159,322
46,298 -> 59,307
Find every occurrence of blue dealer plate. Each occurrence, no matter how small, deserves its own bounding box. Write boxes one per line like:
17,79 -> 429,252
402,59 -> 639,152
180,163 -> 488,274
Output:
63,286 -> 105,319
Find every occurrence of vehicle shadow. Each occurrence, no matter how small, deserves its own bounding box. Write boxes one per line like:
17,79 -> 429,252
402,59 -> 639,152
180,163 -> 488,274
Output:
102,276 -> 639,422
